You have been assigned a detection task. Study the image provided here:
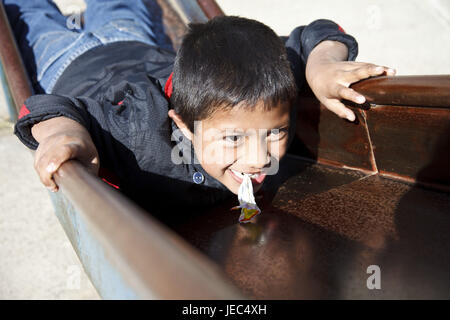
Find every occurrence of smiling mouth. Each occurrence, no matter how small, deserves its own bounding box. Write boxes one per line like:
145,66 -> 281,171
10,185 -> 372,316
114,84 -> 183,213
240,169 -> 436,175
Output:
229,168 -> 266,184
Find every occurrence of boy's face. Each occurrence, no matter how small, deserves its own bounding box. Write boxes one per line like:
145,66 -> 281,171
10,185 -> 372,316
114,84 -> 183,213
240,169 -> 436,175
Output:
170,101 -> 291,195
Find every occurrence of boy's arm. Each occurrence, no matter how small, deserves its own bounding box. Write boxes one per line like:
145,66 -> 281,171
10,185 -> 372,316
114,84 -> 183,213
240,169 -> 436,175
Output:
14,94 -> 129,191
30,116 -> 99,192
284,19 -> 358,89
284,19 -> 395,121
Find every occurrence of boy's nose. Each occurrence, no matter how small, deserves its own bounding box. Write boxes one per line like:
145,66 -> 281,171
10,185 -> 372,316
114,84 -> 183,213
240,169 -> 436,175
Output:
244,140 -> 271,169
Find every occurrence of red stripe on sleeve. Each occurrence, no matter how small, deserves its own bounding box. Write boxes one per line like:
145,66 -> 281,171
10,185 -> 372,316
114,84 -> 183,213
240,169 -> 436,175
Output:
98,167 -> 120,189
18,104 -> 30,119
164,72 -> 173,99
102,178 -> 120,189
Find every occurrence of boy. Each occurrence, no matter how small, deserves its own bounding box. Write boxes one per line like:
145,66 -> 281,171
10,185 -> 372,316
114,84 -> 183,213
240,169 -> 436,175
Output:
9,0 -> 395,212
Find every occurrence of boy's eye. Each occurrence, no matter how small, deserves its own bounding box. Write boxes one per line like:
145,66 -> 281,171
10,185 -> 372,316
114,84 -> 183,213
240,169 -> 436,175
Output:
268,128 -> 288,141
224,135 -> 243,144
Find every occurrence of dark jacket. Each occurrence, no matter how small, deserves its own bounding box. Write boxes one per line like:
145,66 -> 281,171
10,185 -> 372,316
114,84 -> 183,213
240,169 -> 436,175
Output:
14,19 -> 358,214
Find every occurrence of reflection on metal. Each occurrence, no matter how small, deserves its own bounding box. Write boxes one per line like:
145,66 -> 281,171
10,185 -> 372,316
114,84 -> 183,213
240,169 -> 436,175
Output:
174,156 -> 450,299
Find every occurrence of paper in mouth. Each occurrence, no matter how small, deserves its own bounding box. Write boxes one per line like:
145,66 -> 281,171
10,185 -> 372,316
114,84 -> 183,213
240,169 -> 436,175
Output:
231,173 -> 261,223
230,168 -> 261,179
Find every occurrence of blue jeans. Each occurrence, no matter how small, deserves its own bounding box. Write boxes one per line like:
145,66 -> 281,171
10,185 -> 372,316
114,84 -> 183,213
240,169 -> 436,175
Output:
3,0 -> 171,94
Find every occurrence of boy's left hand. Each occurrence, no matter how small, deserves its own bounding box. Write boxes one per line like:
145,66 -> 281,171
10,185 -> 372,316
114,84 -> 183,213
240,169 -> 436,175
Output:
305,41 -> 396,121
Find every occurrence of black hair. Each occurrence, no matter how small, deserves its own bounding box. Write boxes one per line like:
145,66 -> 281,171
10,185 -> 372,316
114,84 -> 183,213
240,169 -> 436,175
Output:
171,15 -> 297,132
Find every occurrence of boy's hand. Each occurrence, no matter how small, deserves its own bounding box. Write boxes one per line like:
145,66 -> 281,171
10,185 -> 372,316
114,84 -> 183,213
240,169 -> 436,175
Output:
306,40 -> 396,121
31,117 -> 99,192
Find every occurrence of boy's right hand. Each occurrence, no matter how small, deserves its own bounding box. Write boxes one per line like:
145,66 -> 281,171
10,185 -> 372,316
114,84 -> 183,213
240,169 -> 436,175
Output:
31,117 -> 100,192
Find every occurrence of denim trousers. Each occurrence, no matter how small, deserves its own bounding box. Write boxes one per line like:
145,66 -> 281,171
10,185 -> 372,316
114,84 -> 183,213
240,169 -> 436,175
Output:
3,0 -> 168,94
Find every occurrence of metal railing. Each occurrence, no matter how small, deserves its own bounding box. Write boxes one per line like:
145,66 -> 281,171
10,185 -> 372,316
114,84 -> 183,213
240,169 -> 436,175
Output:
351,75 -> 450,108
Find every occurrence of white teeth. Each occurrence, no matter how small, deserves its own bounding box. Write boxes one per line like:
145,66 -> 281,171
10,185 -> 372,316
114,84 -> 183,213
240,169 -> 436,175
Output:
230,169 -> 244,178
230,169 -> 260,179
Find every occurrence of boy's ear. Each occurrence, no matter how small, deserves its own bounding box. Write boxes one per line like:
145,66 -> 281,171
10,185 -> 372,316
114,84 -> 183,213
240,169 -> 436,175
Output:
168,109 -> 193,141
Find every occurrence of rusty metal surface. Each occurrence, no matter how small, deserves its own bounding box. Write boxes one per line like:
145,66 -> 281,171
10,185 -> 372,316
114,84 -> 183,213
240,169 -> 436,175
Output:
293,75 -> 450,190
366,105 -> 450,191
154,0 -> 224,51
290,87 -> 375,172
165,0 -> 208,25
154,0 -> 188,51
173,155 -> 450,299
351,75 -> 450,108
0,2 -> 32,117
196,0 -> 225,19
